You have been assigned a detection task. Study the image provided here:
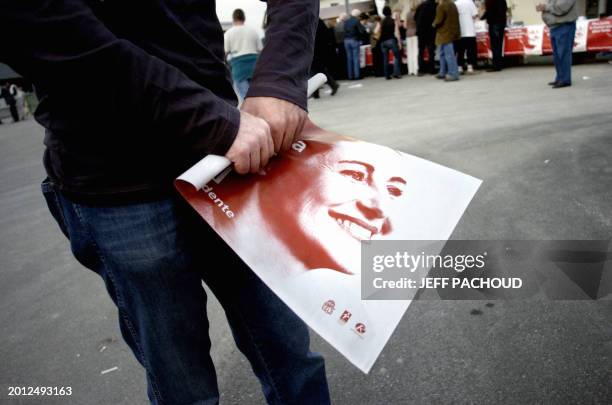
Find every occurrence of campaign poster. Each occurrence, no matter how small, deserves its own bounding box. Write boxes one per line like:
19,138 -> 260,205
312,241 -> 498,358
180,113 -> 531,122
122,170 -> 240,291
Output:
542,26 -> 553,54
504,27 -> 529,55
476,31 -> 491,59
573,19 -> 589,52
587,17 -> 612,52
175,122 -> 481,372
525,25 -> 544,56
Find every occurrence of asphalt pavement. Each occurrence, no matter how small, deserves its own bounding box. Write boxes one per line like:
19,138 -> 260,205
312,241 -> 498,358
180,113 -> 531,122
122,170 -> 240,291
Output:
1,62 -> 611,404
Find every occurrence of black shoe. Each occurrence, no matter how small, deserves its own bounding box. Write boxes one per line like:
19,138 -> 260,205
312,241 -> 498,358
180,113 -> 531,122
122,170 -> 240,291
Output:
331,83 -> 339,95
312,90 -> 320,99
486,68 -> 501,72
393,75 -> 402,79
547,81 -> 558,86
552,82 -> 571,89
435,74 -> 445,79
385,76 -> 392,80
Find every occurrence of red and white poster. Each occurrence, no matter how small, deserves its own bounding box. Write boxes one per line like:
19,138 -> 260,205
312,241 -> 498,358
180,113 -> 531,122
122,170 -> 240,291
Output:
475,17 -> 612,58
587,17 -> 612,51
476,31 -> 492,59
175,121 -> 481,372
573,19 -> 589,52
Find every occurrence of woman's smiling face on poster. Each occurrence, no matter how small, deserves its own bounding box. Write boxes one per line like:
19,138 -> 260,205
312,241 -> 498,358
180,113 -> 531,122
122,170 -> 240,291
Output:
257,140 -> 408,274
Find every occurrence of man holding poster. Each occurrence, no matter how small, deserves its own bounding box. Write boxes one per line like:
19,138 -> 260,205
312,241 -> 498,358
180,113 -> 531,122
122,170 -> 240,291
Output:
0,1 -> 330,404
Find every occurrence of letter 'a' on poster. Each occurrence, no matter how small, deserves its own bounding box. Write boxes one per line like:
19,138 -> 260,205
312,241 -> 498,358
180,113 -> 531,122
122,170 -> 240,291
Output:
175,121 -> 481,373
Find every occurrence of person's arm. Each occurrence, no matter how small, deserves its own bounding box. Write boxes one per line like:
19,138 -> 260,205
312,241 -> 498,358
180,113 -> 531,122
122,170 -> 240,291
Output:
0,0 -> 242,157
246,0 -> 318,110
241,0 -> 318,152
394,14 -> 403,48
543,0 -> 576,16
471,2 -> 479,19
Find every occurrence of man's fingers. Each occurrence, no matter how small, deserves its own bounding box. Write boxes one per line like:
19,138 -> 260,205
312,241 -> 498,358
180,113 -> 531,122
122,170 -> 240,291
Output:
270,119 -> 284,153
267,133 -> 274,160
233,151 -> 249,175
280,118 -> 297,152
294,115 -> 307,142
249,147 -> 261,173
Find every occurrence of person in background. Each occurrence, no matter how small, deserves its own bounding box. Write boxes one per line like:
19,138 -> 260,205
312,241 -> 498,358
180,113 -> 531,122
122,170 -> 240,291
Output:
1,83 -> 19,122
415,0 -> 438,75
359,13 -> 373,45
224,9 -> 263,100
334,13 -> 349,80
403,0 -> 421,76
433,0 -> 461,81
536,0 -> 577,88
344,9 -> 366,80
335,12 -> 348,44
455,0 -> 479,74
398,15 -> 408,41
380,6 -> 403,80
311,18 -> 340,98
480,0 -> 507,71
371,15 -> 385,77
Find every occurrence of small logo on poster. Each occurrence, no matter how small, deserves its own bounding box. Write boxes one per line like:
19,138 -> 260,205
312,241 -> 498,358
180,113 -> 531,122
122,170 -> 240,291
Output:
339,310 -> 352,323
354,323 -> 366,335
321,300 -> 335,315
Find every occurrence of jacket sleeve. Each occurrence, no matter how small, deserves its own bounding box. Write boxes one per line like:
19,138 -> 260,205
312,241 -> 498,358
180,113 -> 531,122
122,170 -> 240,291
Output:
0,0 -> 240,156
545,0 -> 576,16
433,4 -> 446,28
246,0 -> 319,111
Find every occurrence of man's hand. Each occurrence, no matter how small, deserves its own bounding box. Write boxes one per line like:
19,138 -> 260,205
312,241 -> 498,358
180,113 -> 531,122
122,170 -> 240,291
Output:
241,97 -> 307,153
225,110 -> 274,174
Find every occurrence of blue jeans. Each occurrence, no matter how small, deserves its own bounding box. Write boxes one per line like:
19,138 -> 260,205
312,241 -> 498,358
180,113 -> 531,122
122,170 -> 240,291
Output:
344,38 -> 361,79
438,42 -> 459,79
234,78 -> 250,101
41,179 -> 330,405
381,38 -> 402,78
550,21 -> 576,85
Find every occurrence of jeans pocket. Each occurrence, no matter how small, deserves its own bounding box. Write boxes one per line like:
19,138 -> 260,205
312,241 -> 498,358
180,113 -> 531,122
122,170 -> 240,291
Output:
41,178 -> 70,239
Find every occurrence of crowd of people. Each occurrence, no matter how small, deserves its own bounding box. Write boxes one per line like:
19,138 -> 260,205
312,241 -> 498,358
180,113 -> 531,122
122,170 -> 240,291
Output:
223,0 -> 580,101
326,1 -> 508,83
313,0 -> 579,88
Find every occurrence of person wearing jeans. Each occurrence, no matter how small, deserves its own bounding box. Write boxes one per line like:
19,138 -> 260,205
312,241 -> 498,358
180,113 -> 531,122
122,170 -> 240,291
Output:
537,0 -> 578,88
382,38 -> 403,79
481,0 -> 508,71
2,0 -> 331,403
379,6 -> 403,79
343,9 -> 365,79
433,0 -> 461,81
437,42 -> 460,80
224,9 -> 262,101
344,38 -> 361,80
41,182 -> 330,405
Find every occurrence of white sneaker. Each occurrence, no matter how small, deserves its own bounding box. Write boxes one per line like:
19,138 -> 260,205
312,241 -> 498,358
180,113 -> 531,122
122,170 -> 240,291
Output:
458,66 -> 464,74
467,65 -> 474,74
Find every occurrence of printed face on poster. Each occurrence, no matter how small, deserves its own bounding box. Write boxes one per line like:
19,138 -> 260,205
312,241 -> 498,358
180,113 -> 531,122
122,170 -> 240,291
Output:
176,125 -> 481,372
